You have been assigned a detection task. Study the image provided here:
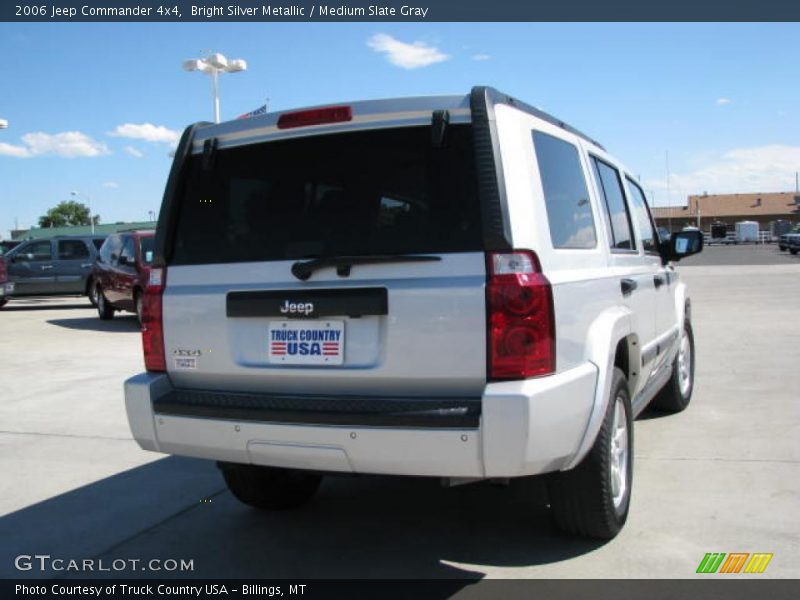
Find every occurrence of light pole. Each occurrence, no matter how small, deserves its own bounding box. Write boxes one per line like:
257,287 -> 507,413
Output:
182,52 -> 247,123
71,191 -> 94,235
0,118 -> 8,129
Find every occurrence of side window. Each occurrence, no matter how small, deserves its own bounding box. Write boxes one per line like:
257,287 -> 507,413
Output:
625,178 -> 659,253
100,235 -> 120,264
532,131 -> 597,249
57,240 -> 90,260
21,241 -> 53,261
120,236 -> 136,264
591,157 -> 636,251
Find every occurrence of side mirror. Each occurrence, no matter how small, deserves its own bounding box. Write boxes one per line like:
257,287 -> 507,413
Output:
661,230 -> 703,262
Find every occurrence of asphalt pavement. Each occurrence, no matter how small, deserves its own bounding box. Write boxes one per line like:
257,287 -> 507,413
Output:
1,245 -> 798,582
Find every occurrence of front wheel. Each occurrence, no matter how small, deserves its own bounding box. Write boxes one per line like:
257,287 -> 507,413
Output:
96,285 -> 114,320
0,297 -> 7,309
653,319 -> 695,412
219,463 -> 322,510
547,367 -> 633,539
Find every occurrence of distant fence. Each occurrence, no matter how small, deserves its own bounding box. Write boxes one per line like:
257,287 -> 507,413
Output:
703,230 -> 776,244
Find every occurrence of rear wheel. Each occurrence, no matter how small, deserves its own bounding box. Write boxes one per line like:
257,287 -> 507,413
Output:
134,291 -> 143,324
86,277 -> 98,306
653,319 -> 695,412
547,367 -> 633,539
96,285 -> 114,320
219,463 -> 322,510
0,298 -> 7,309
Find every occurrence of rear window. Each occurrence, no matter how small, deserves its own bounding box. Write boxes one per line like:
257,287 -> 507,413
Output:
169,125 -> 482,265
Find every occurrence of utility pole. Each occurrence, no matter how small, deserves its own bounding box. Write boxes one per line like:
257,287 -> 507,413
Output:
666,151 -> 672,233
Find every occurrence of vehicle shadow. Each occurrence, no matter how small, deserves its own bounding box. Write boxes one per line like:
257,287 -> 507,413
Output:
2,302 -> 92,311
0,457 -> 605,582
46,316 -> 140,333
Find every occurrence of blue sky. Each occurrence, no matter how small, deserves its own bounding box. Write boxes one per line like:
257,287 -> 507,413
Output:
1,22 -> 798,238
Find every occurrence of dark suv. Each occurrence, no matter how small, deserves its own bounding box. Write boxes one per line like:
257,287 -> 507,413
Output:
93,230 -> 155,320
0,235 -> 106,308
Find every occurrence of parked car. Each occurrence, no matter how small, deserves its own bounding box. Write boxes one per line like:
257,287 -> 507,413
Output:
124,87 -> 702,539
0,240 -> 21,255
785,232 -> 800,255
778,225 -> 800,251
0,235 -> 106,308
92,230 -> 155,320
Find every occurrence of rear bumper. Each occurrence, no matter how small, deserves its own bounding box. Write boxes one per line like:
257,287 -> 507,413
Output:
124,362 -> 598,478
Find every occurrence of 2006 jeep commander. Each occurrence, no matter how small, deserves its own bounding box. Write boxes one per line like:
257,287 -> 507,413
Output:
125,87 -> 702,539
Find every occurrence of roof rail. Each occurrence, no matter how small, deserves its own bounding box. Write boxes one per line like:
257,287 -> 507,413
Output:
473,86 -> 606,150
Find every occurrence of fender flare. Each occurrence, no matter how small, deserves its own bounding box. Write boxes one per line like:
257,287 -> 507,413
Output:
563,305 -> 634,470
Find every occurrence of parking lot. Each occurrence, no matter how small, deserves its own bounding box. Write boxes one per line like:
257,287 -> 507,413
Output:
1,245 -> 798,581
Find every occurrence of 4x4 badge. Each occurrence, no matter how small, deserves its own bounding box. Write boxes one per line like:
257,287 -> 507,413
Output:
173,349 -> 202,357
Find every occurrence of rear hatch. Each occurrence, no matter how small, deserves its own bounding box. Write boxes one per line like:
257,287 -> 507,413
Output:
160,113 -> 488,398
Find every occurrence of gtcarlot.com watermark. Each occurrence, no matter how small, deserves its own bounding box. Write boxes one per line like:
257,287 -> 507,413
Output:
14,554 -> 194,573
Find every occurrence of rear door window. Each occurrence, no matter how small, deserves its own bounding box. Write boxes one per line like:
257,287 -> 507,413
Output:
58,240 -> 90,260
591,157 -> 636,251
532,131 -> 596,249
170,125 -> 482,265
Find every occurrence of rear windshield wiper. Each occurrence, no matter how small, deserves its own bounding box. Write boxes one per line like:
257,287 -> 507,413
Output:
291,254 -> 442,281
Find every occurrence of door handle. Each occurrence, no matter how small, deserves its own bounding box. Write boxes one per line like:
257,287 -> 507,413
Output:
654,274 -> 666,289
40,265 -> 53,270
81,263 -> 93,268
621,278 -> 637,296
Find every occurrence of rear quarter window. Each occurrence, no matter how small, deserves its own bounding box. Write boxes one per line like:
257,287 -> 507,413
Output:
532,131 -> 597,249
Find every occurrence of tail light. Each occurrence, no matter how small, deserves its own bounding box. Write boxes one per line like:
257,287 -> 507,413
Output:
141,267 -> 166,372
487,250 -> 555,380
0,257 -> 6,284
277,106 -> 352,129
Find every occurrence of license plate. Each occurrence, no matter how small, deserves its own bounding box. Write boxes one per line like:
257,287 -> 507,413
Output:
268,320 -> 345,365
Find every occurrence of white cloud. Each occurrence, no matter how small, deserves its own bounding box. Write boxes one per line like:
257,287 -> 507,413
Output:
645,144 -> 800,201
472,53 -> 491,61
102,181 -> 119,189
123,145 -> 145,158
0,142 -> 31,158
716,97 -> 731,105
0,131 -> 110,158
110,123 -> 179,144
367,33 -> 449,69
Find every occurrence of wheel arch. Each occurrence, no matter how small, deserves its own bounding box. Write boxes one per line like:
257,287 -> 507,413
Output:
563,305 -> 635,470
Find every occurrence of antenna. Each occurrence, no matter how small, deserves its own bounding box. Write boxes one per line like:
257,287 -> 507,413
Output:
666,151 -> 672,233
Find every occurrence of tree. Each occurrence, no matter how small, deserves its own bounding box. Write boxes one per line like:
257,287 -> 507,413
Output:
38,201 -> 99,228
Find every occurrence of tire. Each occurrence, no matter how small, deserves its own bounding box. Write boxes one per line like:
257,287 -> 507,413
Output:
652,319 -> 695,413
219,463 -> 322,510
0,298 -> 7,309
134,291 -> 143,324
86,277 -> 98,306
547,367 -> 633,539
791,248 -> 799,255
779,245 -> 786,252
96,285 -> 114,320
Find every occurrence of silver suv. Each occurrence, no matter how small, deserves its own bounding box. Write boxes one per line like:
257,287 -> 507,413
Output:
125,87 -> 702,539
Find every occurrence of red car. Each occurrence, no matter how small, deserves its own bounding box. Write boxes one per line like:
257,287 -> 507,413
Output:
92,230 -> 154,320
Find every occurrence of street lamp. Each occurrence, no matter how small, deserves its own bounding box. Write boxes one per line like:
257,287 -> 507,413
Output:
182,52 -> 247,123
71,191 -> 94,235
